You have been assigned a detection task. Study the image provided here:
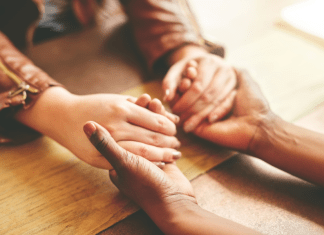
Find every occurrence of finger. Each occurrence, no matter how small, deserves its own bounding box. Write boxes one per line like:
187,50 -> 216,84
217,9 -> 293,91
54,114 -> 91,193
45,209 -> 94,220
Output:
165,111 -> 180,124
177,66 -> 236,120
152,162 -> 166,169
128,103 -> 177,136
187,59 -> 198,68
148,99 -> 180,124
118,141 -> 182,162
208,90 -> 237,123
194,119 -> 253,150
83,121 -> 131,170
178,78 -> 192,93
162,60 -> 187,101
182,102 -> 217,133
126,97 -> 137,103
185,66 -> 198,80
121,123 -> 181,148
172,58 -> 217,114
149,98 -> 166,115
169,92 -> 181,108
135,94 -> 152,108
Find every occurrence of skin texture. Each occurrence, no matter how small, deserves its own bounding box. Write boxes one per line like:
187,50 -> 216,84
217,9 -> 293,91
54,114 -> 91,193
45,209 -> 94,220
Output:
195,69 -> 324,187
15,87 -> 180,169
162,45 -> 237,133
84,121 -> 259,235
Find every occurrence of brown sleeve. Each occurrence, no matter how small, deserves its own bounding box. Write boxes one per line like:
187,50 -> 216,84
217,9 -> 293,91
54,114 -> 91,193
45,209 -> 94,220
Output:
120,0 -> 224,70
0,32 -> 62,143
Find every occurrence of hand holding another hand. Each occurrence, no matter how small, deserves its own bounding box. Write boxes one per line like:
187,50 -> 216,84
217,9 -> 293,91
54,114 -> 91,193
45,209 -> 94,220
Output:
194,69 -> 272,153
83,121 -> 197,234
162,47 -> 237,133
16,90 -> 181,169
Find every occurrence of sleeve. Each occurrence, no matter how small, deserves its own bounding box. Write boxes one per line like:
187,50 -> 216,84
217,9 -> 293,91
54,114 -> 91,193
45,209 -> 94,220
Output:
0,32 -> 62,144
120,0 -> 224,70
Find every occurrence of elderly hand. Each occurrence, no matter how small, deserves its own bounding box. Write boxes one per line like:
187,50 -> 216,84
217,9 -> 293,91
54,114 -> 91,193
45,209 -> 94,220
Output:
162,46 -> 237,133
194,69 -> 271,152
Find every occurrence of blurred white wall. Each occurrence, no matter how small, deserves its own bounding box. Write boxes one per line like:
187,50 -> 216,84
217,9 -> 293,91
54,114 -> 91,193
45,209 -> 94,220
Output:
188,0 -> 304,52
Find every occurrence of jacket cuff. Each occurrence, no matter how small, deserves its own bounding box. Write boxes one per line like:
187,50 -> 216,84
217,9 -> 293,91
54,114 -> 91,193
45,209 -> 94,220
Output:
0,32 -> 63,144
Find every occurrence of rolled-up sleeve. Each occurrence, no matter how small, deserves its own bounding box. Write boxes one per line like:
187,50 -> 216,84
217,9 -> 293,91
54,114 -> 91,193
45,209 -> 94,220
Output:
121,0 -> 218,69
0,32 -> 62,143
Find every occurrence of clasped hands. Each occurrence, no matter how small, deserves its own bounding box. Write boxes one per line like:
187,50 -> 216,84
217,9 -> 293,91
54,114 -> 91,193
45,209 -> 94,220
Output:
82,68 -> 268,235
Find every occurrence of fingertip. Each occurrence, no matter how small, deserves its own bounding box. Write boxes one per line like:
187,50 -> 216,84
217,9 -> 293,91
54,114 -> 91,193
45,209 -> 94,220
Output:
163,88 -> 176,102
186,66 -> 198,80
183,122 -> 195,133
179,78 -> 192,93
136,93 -> 152,107
83,121 -> 97,139
187,59 -> 198,68
208,113 -> 219,123
163,110 -> 179,124
153,162 -> 166,169
127,97 -> 137,103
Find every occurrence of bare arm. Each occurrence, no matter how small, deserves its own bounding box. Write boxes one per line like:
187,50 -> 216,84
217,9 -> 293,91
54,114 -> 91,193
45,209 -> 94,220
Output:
251,114 -> 324,186
195,69 -> 324,187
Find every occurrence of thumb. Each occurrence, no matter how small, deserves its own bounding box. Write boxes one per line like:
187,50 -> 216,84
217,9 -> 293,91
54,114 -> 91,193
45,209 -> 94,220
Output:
83,121 -> 129,171
109,169 -> 120,188
162,61 -> 186,102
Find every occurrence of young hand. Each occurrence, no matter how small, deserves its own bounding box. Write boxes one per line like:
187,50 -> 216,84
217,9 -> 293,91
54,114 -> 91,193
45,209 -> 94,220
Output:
16,89 -> 181,169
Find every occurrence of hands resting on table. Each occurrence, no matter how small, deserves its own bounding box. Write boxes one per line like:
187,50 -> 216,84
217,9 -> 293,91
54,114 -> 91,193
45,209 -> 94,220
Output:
83,69 -> 324,235
15,45 -> 237,170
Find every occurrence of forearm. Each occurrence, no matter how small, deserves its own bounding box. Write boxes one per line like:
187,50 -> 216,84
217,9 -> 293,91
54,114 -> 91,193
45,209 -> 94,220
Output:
251,114 -> 324,186
15,86 -> 76,141
149,201 -> 259,235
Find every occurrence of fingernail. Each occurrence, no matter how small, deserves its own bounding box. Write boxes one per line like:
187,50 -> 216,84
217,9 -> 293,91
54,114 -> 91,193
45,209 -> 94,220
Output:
173,114 -> 180,124
173,151 -> 182,160
164,89 -> 170,101
153,162 -> 165,168
83,122 -> 97,138
209,114 -> 218,123
183,123 -> 194,133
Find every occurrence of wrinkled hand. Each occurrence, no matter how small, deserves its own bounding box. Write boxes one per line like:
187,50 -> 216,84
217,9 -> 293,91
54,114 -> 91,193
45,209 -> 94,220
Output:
163,53 -> 237,133
194,69 -> 271,152
84,121 -> 196,230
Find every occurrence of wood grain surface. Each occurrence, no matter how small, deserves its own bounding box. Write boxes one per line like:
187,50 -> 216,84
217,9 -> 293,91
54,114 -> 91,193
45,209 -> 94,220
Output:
0,81 -> 234,235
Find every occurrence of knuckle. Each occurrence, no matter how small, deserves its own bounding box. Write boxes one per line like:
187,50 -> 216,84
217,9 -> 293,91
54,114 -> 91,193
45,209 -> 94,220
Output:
151,133 -> 162,146
113,102 -> 129,116
156,117 -> 167,133
138,145 -> 149,158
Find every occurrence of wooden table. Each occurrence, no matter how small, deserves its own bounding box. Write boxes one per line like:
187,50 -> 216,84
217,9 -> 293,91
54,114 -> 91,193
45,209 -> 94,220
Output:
2,17 -> 324,234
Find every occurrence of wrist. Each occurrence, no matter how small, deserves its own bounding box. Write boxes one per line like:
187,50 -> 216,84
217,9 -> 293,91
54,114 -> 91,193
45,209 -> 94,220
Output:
146,197 -> 200,235
15,87 -> 77,135
167,44 -> 208,66
248,112 -> 282,159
